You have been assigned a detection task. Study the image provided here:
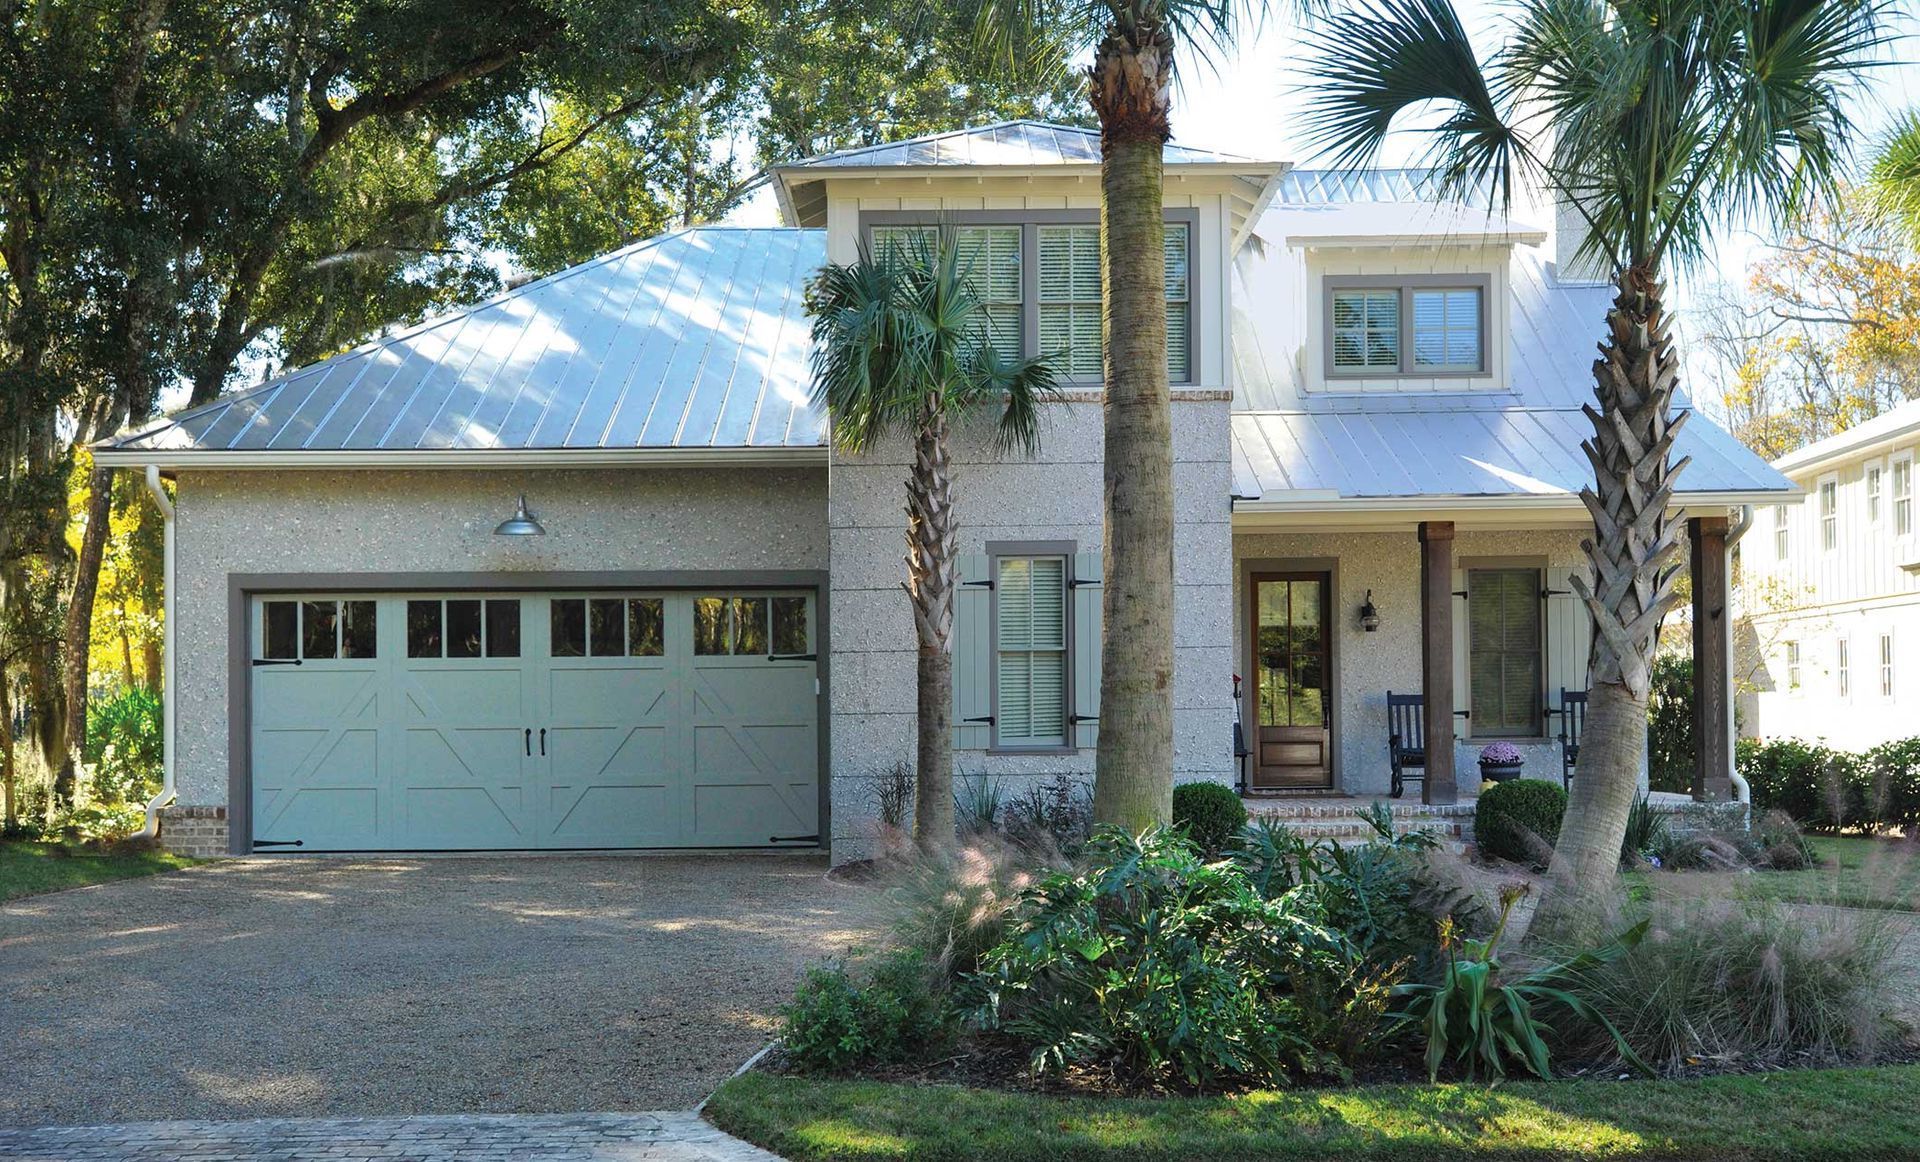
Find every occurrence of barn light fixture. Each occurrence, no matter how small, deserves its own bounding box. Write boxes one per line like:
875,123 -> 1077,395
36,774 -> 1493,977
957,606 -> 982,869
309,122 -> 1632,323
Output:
1359,590 -> 1380,632
493,494 -> 546,536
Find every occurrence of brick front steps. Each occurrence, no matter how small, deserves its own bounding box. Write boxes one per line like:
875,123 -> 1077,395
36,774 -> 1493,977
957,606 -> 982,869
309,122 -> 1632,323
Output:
1242,797 -> 1476,853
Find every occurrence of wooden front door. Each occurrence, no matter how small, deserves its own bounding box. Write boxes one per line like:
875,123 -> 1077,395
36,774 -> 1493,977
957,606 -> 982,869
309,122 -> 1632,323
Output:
1251,573 -> 1333,790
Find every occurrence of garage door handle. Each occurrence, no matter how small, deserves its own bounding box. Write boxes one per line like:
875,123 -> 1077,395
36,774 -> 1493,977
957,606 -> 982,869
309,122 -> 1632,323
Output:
767,653 -> 817,662
539,728 -> 546,756
251,658 -> 302,667
525,728 -> 532,756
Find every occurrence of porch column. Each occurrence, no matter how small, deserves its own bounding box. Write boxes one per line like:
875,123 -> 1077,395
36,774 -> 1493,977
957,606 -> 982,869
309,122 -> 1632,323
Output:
1418,521 -> 1458,805
1688,515 -> 1733,801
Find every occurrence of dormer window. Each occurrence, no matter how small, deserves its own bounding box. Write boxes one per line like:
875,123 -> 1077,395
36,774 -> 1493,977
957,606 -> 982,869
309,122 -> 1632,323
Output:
865,212 -> 1193,384
1325,275 -> 1490,379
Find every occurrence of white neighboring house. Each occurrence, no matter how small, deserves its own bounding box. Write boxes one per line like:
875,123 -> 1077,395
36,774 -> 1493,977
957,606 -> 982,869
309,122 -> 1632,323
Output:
1744,399 -> 1920,751
92,121 -> 1791,861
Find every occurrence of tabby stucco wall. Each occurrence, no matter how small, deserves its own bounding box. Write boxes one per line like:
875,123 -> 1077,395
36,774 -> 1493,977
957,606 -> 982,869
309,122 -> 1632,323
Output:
826,396 -> 1237,861
170,466 -> 830,814
1232,526 -> 1618,796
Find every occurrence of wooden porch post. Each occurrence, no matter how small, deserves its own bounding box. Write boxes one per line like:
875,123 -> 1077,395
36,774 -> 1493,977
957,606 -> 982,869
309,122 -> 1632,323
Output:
1689,515 -> 1733,801
1419,521 -> 1458,805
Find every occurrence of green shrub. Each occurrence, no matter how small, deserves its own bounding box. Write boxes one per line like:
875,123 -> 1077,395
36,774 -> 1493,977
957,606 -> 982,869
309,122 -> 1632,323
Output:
999,774 -> 1091,857
972,827 -> 1374,1087
1859,738 -> 1920,831
83,686 -> 163,806
1172,781 -> 1246,856
1555,894 -> 1902,1072
780,950 -> 953,1073
1645,655 -> 1694,794
1619,794 -> 1668,867
1738,737 -> 1867,832
1474,779 -> 1567,864
1394,887 -> 1646,1082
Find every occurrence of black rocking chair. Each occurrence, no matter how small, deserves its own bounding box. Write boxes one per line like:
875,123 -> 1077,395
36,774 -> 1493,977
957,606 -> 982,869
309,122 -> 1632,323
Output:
1555,688 -> 1587,788
1386,691 -> 1426,799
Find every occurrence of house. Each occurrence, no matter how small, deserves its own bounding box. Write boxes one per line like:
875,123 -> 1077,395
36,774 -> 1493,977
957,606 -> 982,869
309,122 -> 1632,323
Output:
92,121 -> 1794,861
1743,399 -> 1920,751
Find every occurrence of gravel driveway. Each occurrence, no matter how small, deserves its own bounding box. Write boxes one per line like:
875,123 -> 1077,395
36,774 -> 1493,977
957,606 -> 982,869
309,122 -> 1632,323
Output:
0,854 -> 879,1127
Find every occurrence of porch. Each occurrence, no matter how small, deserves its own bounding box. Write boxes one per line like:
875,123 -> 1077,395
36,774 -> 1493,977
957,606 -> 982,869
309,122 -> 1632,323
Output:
1228,513 -> 1737,806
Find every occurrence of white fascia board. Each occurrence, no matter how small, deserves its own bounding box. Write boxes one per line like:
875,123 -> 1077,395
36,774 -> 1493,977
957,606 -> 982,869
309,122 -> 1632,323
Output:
1774,424 -> 1920,477
1230,167 -> 1292,255
1289,230 -> 1547,249
1232,488 -> 1802,527
91,446 -> 831,472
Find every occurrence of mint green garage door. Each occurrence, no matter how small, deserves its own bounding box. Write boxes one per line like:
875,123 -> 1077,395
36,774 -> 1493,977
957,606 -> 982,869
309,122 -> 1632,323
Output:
247,591 -> 820,851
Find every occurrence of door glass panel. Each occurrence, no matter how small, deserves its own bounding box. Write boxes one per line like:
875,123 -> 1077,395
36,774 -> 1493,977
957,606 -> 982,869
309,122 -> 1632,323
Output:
263,601 -> 298,660
341,601 -> 377,658
485,600 -> 520,658
550,599 -> 586,657
446,600 -> 483,659
733,597 -> 769,655
301,602 -> 338,660
1291,653 -> 1324,725
407,600 -> 443,658
628,598 -> 665,657
1291,581 -> 1322,653
1256,581 -> 1289,727
693,597 -> 729,655
772,596 -> 808,655
588,598 -> 626,657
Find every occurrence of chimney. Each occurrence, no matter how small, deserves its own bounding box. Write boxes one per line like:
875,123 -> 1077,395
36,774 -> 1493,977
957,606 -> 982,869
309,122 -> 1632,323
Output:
1552,193 -> 1613,286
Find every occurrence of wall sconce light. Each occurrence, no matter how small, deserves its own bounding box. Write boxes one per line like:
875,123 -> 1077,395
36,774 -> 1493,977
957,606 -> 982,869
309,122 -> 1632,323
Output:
493,494 -> 546,537
1359,590 -> 1380,632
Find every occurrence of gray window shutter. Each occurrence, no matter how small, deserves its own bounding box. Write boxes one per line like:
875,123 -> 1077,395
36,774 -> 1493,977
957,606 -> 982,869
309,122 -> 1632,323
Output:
953,553 -> 993,749
1072,550 -> 1103,749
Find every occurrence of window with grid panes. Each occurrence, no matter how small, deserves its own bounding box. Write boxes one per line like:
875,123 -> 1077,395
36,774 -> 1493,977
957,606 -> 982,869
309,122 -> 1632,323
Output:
995,556 -> 1068,746
871,225 -> 1022,352
1036,222 -> 1190,381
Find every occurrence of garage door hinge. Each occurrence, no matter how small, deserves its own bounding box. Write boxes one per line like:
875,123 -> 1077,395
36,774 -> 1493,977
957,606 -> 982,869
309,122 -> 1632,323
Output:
769,833 -> 820,844
963,715 -> 994,724
253,839 -> 305,848
251,658 -> 303,667
963,578 -> 994,588
767,652 -> 818,662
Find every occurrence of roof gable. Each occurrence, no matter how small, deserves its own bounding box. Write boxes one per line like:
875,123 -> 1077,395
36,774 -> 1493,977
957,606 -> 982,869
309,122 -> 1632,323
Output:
783,120 -> 1259,170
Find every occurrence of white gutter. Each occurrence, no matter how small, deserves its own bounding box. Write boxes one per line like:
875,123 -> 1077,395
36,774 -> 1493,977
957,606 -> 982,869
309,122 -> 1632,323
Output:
1232,488 -> 1802,516
92,445 -> 831,471
1726,505 -> 1754,806
132,464 -> 177,840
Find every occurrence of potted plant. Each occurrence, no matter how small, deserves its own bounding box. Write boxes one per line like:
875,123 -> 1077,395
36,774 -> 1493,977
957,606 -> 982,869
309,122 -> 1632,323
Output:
1478,741 -> 1525,784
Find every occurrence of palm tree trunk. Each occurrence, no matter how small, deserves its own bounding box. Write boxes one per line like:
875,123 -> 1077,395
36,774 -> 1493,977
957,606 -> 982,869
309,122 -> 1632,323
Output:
1090,25 -> 1176,833
906,403 -> 957,850
1549,265 -> 1688,907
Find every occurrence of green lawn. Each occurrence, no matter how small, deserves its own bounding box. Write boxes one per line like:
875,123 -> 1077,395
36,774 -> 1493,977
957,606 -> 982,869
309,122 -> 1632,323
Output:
0,841 -> 196,902
706,1066 -> 1920,1162
1724,836 -> 1918,913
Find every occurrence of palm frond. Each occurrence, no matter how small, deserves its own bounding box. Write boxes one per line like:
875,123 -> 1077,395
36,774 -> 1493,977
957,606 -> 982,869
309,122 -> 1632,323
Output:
1868,109 -> 1920,243
1298,0 -> 1521,207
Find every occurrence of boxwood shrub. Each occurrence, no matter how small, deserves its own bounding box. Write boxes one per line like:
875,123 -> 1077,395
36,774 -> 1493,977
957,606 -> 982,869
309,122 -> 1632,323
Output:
1474,778 -> 1568,864
1172,781 -> 1247,855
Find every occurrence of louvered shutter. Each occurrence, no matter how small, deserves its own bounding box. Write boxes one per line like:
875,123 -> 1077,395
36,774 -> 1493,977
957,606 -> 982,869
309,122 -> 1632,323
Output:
997,556 -> 1068,745
953,554 -> 993,750
1452,564 -> 1471,728
1071,550 -> 1103,749
1467,569 -> 1544,736
1164,224 -> 1190,382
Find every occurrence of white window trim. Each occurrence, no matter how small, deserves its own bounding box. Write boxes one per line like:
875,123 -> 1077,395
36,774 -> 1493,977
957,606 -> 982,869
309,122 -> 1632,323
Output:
1773,503 -> 1791,562
1892,450 -> 1914,539
1836,635 -> 1852,701
1865,458 -> 1885,527
1817,472 -> 1840,555
1785,640 -> 1802,695
1882,631 -> 1896,700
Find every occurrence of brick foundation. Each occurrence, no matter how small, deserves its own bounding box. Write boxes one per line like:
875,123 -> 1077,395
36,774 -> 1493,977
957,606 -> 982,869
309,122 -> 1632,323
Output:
159,805 -> 229,858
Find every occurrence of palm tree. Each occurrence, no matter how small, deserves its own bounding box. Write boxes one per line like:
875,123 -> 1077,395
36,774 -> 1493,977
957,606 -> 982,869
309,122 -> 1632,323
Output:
809,229 -> 1061,852
1300,0 -> 1884,899
965,0 -> 1266,831
1869,109 -> 1920,242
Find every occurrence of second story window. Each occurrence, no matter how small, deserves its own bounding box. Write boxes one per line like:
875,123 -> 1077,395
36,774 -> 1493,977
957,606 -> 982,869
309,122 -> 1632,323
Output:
1774,504 -> 1790,561
1036,222 -> 1190,381
1819,478 -> 1838,551
1895,456 -> 1914,536
1327,277 -> 1488,379
872,224 -> 1023,351
1837,637 -> 1851,699
1882,633 -> 1895,698
1868,464 -> 1883,524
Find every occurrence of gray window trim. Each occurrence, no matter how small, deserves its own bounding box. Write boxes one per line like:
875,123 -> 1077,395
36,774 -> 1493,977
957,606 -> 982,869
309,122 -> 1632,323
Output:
226,569 -> 831,856
1323,273 -> 1493,380
860,208 -> 1198,386
984,539 -> 1078,755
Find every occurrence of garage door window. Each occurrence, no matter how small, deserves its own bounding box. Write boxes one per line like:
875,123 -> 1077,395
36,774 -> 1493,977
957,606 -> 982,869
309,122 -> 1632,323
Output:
263,599 -> 376,660
695,595 -> 809,656
408,598 -> 520,658
550,596 -> 666,657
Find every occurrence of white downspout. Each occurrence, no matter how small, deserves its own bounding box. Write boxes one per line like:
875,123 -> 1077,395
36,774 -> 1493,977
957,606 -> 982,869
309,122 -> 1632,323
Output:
131,464 -> 177,840
1725,504 -> 1753,805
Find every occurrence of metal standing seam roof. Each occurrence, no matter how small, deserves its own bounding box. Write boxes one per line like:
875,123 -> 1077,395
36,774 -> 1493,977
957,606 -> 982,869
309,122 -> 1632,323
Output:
1230,407 -> 1795,503
98,227 -> 828,458
781,119 -> 1264,169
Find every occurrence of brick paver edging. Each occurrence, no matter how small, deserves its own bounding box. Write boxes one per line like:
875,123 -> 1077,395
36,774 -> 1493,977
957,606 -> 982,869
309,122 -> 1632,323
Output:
0,1111 -> 783,1162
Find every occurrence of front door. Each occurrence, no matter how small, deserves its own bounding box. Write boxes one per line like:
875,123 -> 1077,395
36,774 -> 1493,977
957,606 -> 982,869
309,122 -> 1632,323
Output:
1251,573 -> 1333,790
